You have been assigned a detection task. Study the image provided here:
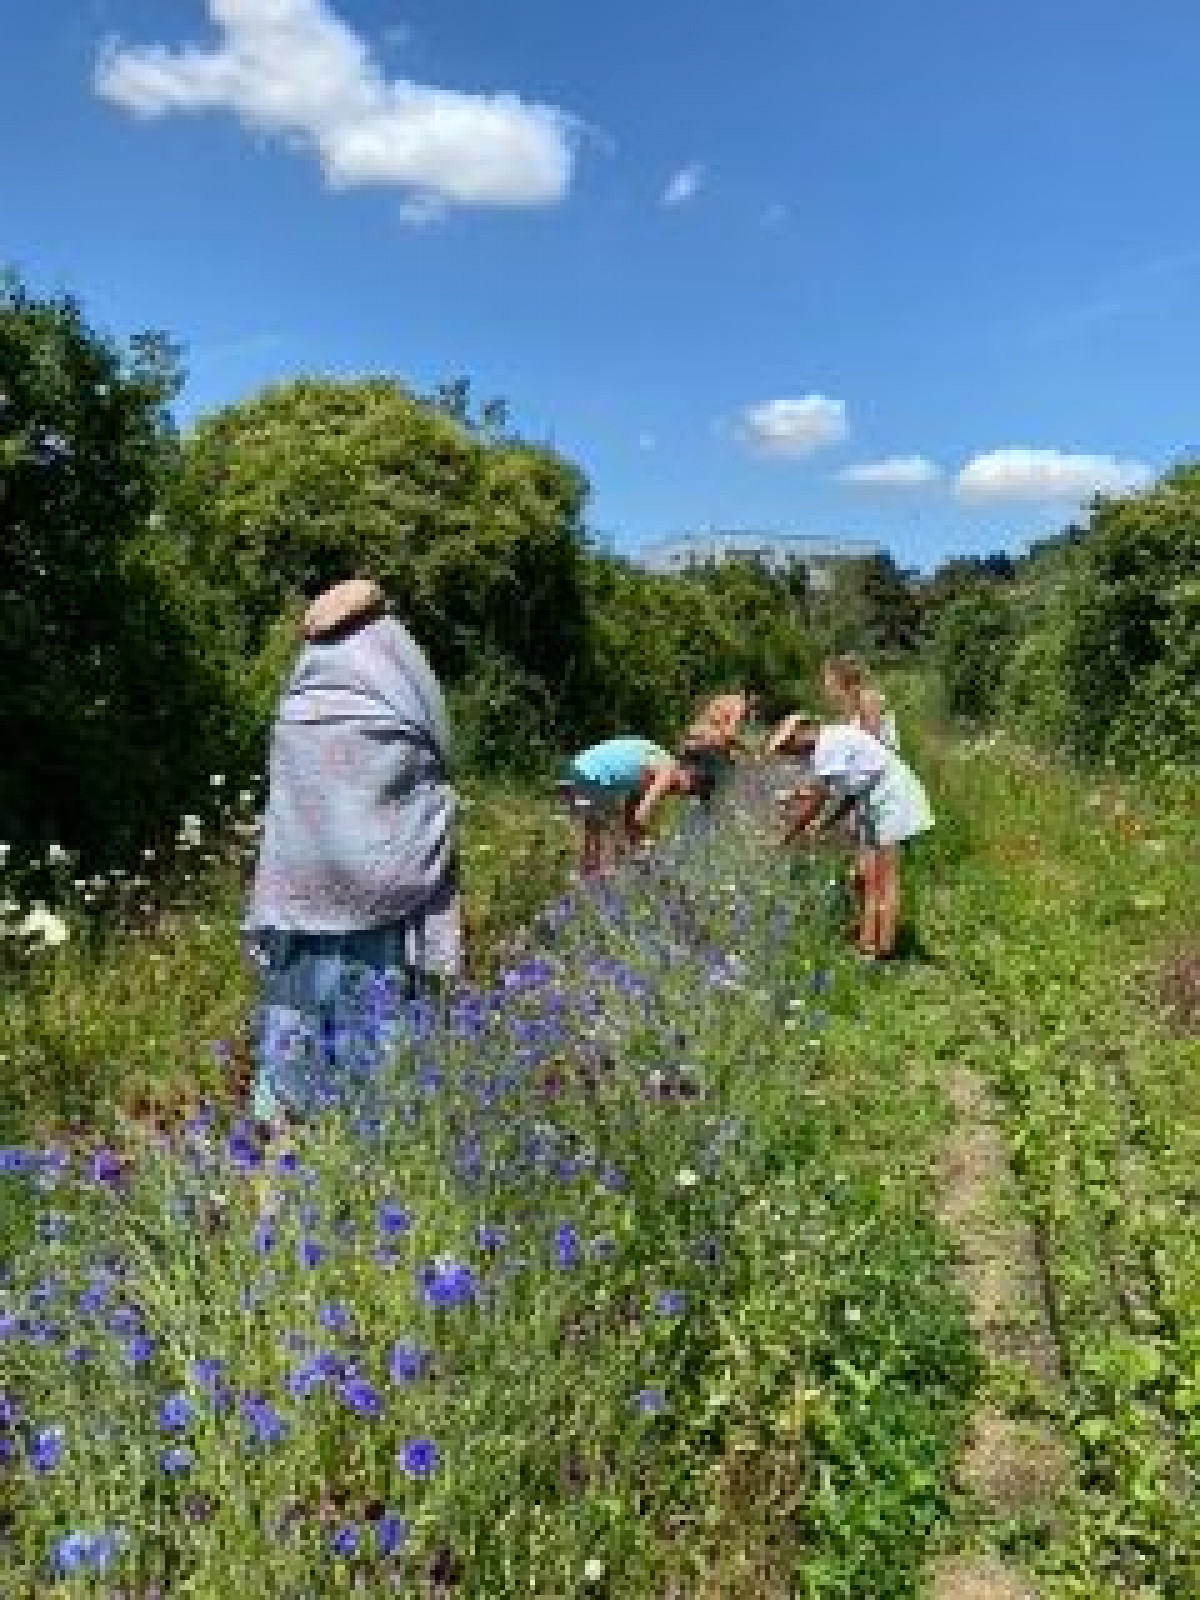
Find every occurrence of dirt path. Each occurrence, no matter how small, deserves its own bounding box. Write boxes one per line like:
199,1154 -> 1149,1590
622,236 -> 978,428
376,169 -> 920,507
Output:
924,1066 -> 1072,1600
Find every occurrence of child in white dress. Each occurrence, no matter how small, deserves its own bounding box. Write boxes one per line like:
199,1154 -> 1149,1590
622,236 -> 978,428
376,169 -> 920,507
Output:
766,714 -> 933,959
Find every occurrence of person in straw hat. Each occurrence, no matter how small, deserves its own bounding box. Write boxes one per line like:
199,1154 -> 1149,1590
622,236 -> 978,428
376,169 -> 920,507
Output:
243,578 -> 460,1131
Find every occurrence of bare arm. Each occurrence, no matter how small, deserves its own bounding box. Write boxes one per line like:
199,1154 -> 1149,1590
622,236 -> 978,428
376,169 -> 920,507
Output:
632,761 -> 680,832
858,687 -> 886,741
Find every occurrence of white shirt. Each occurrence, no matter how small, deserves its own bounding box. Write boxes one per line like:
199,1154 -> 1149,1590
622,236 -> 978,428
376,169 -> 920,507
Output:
812,723 -> 888,796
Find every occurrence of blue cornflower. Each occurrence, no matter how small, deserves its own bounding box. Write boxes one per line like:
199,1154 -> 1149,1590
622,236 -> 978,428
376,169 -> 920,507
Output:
274,1148 -> 299,1176
253,1220 -> 276,1256
338,1377 -> 382,1419
124,1334 -> 157,1367
319,1302 -> 351,1334
31,1424 -> 66,1472
376,1512 -> 409,1558
476,1223 -> 507,1253
388,1341 -> 431,1383
189,1358 -> 225,1393
108,1305 -> 141,1336
287,1351 -> 343,1399
635,1386 -> 667,1417
330,1522 -> 361,1558
225,1125 -> 263,1173
161,1445 -> 193,1475
51,1527 -> 125,1577
0,1147 -> 36,1176
399,1436 -> 438,1477
553,1223 -> 582,1269
298,1237 -> 326,1269
240,1394 -> 287,1448
89,1148 -> 124,1187
655,1290 -> 687,1318
417,1260 -> 477,1310
159,1392 -> 192,1431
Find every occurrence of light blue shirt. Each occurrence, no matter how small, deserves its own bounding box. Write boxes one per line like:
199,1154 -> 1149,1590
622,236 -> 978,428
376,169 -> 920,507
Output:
570,736 -> 672,792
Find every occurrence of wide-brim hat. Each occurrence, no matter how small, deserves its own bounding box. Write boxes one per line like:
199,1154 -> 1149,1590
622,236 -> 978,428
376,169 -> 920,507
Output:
303,579 -> 386,642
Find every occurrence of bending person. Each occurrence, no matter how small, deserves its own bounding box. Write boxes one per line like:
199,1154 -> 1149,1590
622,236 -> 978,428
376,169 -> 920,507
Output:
559,735 -> 717,877
768,713 -> 933,960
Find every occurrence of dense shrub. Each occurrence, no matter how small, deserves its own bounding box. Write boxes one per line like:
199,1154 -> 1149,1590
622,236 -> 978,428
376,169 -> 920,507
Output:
1063,467 -> 1200,767
930,582 -> 1017,721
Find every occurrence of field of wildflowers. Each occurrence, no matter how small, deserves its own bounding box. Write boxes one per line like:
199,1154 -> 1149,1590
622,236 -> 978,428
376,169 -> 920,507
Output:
0,766 -> 978,1597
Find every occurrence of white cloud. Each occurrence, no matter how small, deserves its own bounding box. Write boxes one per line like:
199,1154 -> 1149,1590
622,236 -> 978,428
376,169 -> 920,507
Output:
955,448 -> 1154,502
737,395 -> 847,458
836,455 -> 942,487
637,431 -> 657,451
93,0 -> 578,212
662,163 -> 704,207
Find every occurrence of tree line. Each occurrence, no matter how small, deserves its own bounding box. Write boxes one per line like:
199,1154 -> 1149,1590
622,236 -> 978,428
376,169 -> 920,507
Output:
1,270 -> 1194,869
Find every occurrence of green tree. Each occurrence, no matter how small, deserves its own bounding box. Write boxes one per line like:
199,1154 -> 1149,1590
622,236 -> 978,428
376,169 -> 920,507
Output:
0,271 -> 238,864
1064,467 -> 1200,765
931,581 -> 1017,721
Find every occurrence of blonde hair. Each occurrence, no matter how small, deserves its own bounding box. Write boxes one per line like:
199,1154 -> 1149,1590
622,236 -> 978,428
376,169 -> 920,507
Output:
822,655 -> 867,701
823,655 -> 890,740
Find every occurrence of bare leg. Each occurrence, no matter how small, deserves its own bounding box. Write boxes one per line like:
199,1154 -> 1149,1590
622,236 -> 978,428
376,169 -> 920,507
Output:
857,848 -> 881,956
875,845 -> 899,956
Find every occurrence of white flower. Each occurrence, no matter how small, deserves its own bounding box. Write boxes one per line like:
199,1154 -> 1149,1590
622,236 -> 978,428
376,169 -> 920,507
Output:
675,1167 -> 699,1189
0,843 -> 9,864
45,843 -> 70,866
583,1559 -> 606,1583
210,773 -> 226,788
19,906 -> 70,947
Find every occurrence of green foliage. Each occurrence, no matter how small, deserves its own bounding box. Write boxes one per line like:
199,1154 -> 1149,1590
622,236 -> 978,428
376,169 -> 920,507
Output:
1062,468 -> 1200,768
0,271 -> 241,866
930,581 -> 1017,721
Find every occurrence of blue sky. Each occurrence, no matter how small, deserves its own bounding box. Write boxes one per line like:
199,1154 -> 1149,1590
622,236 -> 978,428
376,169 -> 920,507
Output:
4,0 -> 1199,570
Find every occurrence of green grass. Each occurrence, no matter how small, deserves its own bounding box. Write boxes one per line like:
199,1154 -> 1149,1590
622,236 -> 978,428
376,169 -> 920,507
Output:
3,716 -> 1194,1597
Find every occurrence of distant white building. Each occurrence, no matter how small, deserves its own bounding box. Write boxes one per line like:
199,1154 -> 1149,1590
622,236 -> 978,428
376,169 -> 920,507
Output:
635,530 -> 883,591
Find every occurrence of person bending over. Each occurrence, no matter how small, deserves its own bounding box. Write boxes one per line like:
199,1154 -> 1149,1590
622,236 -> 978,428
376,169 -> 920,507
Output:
767,713 -> 933,960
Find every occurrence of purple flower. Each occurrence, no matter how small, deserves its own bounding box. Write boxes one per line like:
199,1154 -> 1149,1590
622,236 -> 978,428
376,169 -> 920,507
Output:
378,1202 -> 412,1237
274,1148 -> 299,1176
240,1394 -> 287,1448
225,1126 -> 263,1173
108,1305 -> 141,1336
253,1221 -> 276,1256
31,1424 -> 66,1472
476,1223 -> 507,1253
124,1334 -> 157,1367
298,1237 -> 326,1270
655,1290 -> 686,1318
161,1446 -> 193,1475
399,1436 -> 438,1477
376,1512 -> 409,1558
636,1386 -> 667,1417
319,1302 -> 351,1335
287,1351 -> 343,1399
338,1377 -> 382,1420
553,1223 -> 581,1269
388,1341 -> 431,1384
330,1522 -> 361,1558
52,1528 -> 125,1577
418,1260 -> 477,1310
89,1148 -> 124,1185
159,1392 -> 192,1431
189,1358 -> 226,1393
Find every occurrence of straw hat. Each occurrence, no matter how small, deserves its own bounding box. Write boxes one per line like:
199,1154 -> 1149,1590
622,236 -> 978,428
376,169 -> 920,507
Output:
303,579 -> 386,642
